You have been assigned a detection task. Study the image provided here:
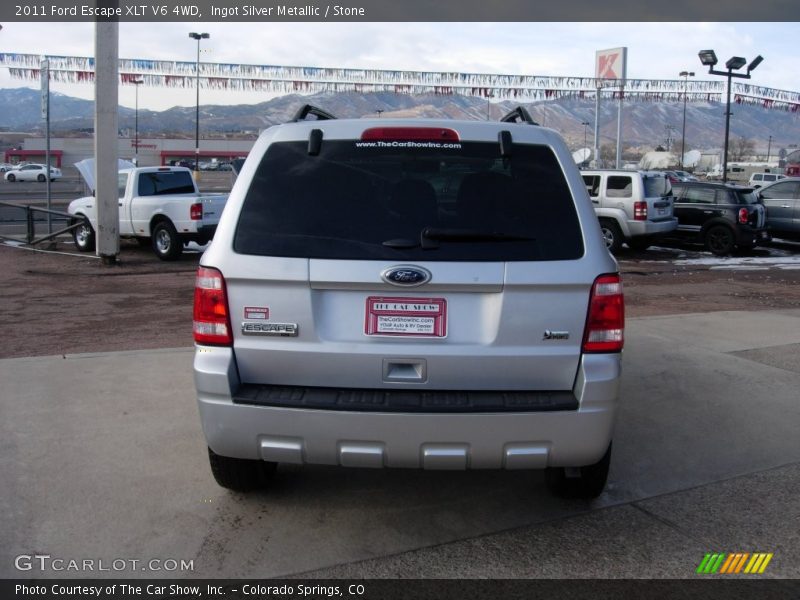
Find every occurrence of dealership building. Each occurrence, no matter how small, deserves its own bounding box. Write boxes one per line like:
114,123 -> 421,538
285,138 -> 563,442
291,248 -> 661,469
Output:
4,137 -> 255,172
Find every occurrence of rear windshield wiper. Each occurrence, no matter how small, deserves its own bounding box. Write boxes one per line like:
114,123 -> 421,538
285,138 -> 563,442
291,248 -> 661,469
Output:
383,227 -> 536,250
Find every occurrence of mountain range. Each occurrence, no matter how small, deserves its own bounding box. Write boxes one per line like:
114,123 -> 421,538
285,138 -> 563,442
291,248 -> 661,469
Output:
1,87 -> 798,155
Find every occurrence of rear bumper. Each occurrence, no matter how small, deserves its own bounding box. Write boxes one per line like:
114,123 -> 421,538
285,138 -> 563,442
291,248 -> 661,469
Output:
626,217 -> 678,238
193,347 -> 620,469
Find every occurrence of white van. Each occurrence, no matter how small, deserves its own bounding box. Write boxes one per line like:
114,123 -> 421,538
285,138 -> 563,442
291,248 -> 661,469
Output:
749,172 -> 786,188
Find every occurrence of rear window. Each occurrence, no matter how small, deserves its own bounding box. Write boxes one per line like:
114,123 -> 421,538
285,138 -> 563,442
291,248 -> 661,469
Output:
234,140 -> 584,261
643,175 -> 671,197
731,190 -> 758,205
137,171 -> 196,196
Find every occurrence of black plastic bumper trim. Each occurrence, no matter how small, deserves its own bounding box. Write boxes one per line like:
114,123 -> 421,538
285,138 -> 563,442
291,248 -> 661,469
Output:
233,384 -> 578,413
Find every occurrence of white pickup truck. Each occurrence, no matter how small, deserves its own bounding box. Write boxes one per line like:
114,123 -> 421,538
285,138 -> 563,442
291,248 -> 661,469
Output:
68,166 -> 227,260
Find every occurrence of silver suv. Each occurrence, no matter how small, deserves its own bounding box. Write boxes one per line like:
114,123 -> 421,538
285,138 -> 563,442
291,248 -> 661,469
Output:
581,170 -> 678,252
193,106 -> 624,498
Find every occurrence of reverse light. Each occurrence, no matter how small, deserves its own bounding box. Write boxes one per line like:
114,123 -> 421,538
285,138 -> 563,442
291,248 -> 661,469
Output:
360,127 -> 460,142
633,201 -> 647,221
190,203 -> 203,220
738,208 -> 749,224
583,274 -> 624,353
193,267 -> 232,346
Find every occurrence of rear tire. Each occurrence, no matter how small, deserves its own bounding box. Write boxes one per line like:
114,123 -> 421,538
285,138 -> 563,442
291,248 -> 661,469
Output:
151,220 -> 182,261
704,225 -> 735,256
599,219 -> 623,253
207,448 -> 277,492
545,443 -> 612,499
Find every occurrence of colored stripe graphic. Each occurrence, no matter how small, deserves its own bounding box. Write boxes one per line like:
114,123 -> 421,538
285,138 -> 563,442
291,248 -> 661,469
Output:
698,552 -> 774,575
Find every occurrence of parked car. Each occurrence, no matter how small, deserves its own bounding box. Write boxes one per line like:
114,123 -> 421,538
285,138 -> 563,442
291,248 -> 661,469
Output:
748,172 -> 786,189
756,177 -> 800,241
193,105 -> 625,499
0,163 -> 15,173
4,163 -> 62,182
670,181 -> 768,255
581,169 -> 678,252
672,170 -> 698,182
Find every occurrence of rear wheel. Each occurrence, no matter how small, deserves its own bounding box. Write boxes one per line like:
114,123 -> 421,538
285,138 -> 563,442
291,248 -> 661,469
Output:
151,220 -> 182,261
37,174 -> 46,182
72,218 -> 95,252
704,225 -> 735,256
545,443 -> 612,499
207,448 -> 277,492
599,219 -> 623,253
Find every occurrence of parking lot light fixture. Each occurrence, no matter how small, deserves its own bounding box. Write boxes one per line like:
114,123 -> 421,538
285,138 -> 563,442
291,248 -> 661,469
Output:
698,50 -> 764,183
698,49 -> 718,66
189,32 -> 210,176
679,71 -> 695,170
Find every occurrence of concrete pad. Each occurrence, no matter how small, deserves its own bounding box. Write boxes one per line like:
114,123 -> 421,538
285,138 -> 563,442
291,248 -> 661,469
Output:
301,465 -> 799,579
2,310 -> 800,579
637,463 -> 800,578
729,343 -> 800,375
630,309 -> 800,353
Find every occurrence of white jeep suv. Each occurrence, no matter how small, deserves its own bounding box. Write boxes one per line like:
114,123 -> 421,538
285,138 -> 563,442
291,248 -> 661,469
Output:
193,106 -> 624,498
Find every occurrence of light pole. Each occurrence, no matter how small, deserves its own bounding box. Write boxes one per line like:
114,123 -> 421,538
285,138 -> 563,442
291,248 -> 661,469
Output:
581,121 -> 590,166
132,79 -> 143,166
189,32 -> 209,176
679,70 -> 694,170
698,50 -> 763,183
767,135 -> 773,162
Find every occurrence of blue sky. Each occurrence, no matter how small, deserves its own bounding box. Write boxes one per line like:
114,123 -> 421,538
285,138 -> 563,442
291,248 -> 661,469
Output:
0,22 -> 796,110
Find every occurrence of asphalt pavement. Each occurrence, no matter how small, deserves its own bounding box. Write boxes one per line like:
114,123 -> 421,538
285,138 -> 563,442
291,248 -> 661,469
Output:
1,310 -> 799,579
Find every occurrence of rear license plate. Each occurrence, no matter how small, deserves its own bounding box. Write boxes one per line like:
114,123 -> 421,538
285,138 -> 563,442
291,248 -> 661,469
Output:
365,297 -> 447,337
658,208 -> 667,216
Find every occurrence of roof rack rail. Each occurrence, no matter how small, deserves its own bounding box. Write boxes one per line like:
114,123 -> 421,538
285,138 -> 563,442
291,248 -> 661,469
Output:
499,106 -> 539,125
290,104 -> 337,122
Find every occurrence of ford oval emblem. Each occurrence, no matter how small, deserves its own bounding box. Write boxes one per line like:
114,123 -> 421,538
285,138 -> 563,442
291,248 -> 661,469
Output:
381,265 -> 432,287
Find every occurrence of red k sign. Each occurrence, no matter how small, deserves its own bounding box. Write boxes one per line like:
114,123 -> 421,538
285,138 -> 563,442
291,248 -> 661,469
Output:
595,47 -> 627,82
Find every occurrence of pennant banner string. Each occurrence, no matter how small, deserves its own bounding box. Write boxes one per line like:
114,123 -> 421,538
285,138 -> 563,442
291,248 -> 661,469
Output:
4,52 -> 797,110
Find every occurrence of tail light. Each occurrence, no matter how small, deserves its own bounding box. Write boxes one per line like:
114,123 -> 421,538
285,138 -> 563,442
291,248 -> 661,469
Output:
193,267 -> 232,346
583,274 -> 624,353
633,201 -> 647,221
738,208 -> 749,224
190,203 -> 203,221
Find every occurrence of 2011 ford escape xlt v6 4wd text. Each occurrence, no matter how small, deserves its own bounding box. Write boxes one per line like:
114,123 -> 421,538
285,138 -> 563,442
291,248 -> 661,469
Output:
193,106 -> 624,498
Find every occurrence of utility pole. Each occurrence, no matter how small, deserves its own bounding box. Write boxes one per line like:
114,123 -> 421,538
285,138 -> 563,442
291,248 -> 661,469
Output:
95,21 -> 120,265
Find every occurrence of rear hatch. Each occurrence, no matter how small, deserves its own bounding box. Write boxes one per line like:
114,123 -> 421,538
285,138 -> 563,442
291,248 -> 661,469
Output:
642,172 -> 674,221
223,130 -> 599,393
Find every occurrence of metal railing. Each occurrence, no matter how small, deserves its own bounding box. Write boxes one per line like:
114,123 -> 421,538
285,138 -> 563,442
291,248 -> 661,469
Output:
0,200 -> 86,246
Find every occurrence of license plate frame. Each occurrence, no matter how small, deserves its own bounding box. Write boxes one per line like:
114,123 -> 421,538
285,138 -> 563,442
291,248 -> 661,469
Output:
365,296 -> 447,337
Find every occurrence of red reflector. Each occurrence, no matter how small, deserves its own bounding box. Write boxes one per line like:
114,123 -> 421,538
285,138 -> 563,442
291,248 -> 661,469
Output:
738,207 -> 749,224
360,127 -> 460,142
193,267 -> 232,346
583,274 -> 624,353
190,203 -> 202,221
633,201 -> 647,221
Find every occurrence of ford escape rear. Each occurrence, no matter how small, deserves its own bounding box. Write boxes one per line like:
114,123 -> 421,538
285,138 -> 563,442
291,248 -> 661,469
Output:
193,106 -> 624,498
